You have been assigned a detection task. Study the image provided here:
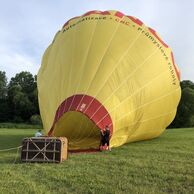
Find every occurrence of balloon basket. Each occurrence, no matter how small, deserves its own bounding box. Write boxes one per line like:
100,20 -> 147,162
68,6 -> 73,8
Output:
20,137 -> 68,163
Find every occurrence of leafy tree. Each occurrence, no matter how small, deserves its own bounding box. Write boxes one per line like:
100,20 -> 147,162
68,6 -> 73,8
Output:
189,115 -> 194,127
169,80 -> 194,128
0,71 -> 7,99
0,71 -> 11,121
180,80 -> 194,90
7,71 -> 39,122
13,91 -> 34,121
9,71 -> 36,94
0,99 -> 12,122
30,114 -> 42,125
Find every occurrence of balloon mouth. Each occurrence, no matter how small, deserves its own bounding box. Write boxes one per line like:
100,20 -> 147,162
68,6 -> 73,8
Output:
48,94 -> 113,138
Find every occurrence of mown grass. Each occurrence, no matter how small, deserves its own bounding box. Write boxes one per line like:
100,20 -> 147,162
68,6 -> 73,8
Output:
0,128 -> 194,194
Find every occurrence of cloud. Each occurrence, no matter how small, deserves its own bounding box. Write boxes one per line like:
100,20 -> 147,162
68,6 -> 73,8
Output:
0,0 -> 193,81
0,50 -> 38,79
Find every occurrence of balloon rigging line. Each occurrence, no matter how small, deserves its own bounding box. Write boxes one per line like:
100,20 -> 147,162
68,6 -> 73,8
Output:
0,146 -> 21,173
0,146 -> 22,152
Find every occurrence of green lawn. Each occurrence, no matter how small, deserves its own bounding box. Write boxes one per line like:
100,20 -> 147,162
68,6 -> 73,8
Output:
0,128 -> 194,194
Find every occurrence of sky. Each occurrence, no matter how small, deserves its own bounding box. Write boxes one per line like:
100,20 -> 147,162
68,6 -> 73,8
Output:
0,0 -> 193,81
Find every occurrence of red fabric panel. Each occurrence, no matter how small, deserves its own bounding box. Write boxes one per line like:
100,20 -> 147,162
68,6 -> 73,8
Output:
69,95 -> 82,111
127,16 -> 143,26
148,27 -> 168,48
63,16 -> 80,28
83,10 -> 111,16
48,94 -> 113,137
115,11 -> 125,18
171,52 -> 180,80
100,11 -> 111,15
83,10 -> 99,16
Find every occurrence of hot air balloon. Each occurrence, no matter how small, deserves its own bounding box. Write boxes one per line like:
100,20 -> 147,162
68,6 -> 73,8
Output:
37,10 -> 181,151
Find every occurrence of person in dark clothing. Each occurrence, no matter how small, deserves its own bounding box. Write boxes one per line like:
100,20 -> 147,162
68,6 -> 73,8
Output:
100,125 -> 111,151
104,125 -> 110,147
100,129 -> 105,149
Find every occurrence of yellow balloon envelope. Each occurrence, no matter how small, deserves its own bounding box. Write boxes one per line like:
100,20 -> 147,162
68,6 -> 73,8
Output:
37,10 -> 181,151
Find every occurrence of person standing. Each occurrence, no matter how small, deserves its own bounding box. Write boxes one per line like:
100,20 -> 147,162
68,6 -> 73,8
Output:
104,125 -> 111,151
35,129 -> 42,137
100,125 -> 111,151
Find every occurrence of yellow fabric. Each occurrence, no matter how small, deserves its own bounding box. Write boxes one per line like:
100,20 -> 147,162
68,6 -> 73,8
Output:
37,11 -> 181,149
54,111 -> 100,150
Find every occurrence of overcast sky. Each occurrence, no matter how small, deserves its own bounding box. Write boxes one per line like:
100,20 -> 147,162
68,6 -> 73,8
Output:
0,0 -> 193,81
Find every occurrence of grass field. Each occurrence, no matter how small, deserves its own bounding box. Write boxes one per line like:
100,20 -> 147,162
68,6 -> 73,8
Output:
0,128 -> 194,194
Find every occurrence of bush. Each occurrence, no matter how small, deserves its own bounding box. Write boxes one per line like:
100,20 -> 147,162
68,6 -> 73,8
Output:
13,116 -> 23,123
189,115 -> 194,127
30,114 -> 42,125
0,122 -> 42,129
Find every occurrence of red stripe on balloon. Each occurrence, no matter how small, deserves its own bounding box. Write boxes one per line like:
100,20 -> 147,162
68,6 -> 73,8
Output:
83,10 -> 111,16
114,11 -> 143,26
83,10 -> 99,16
115,11 -> 125,18
63,11 -> 111,28
171,52 -> 181,80
100,11 -> 111,15
127,16 -> 143,26
63,16 -> 80,28
148,27 -> 168,48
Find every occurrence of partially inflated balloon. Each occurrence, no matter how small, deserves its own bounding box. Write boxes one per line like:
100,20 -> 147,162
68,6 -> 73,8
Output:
37,10 -> 181,151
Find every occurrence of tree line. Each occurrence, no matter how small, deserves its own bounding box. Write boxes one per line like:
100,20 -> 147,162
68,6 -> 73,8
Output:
169,80 -> 194,128
0,71 -> 40,124
0,70 -> 194,127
